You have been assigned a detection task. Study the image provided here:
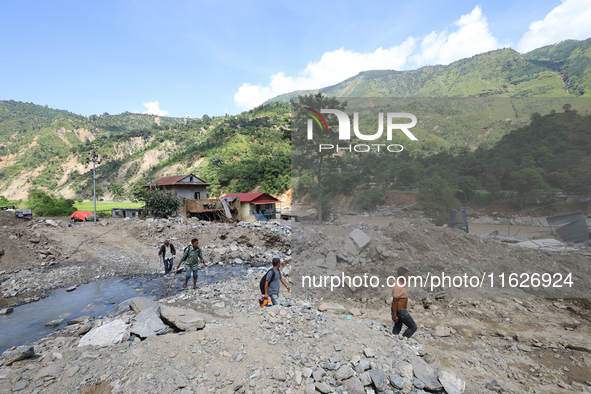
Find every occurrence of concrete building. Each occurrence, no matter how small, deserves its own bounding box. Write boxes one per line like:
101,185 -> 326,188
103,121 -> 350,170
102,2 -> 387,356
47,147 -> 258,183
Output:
146,174 -> 210,200
222,193 -> 282,222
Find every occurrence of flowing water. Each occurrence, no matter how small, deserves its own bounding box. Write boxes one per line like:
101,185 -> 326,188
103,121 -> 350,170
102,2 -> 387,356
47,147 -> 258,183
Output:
0,265 -> 250,353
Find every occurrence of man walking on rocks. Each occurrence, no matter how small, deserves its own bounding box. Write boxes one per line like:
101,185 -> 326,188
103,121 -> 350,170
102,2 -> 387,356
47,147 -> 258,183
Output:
264,257 -> 290,306
177,238 -> 207,289
158,239 -> 176,275
392,266 -> 417,338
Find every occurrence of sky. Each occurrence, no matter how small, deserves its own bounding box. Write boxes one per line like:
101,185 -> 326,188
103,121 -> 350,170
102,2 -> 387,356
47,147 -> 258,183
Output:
1,0 -> 590,118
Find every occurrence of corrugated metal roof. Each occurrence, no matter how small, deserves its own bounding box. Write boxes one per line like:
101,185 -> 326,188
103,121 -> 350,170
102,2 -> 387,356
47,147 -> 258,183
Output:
546,210 -> 589,243
222,193 -> 281,203
146,174 -> 210,187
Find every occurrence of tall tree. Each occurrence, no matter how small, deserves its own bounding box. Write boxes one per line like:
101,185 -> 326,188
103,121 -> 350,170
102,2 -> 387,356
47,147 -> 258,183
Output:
291,94 -> 347,224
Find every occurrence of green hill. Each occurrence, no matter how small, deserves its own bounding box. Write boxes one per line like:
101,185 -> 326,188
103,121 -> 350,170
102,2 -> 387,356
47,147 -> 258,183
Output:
266,38 -> 591,104
0,100 -> 290,201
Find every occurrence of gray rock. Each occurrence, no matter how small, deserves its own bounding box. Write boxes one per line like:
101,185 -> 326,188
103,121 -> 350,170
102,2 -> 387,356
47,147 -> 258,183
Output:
78,319 -> 130,347
358,360 -> 371,371
68,315 -> 91,325
334,344 -> 342,352
34,364 -> 60,380
485,380 -> 507,392
273,367 -> 286,381
304,383 -> 316,394
359,372 -> 372,386
411,357 -> 442,391
324,251 -> 337,270
131,306 -> 167,338
433,325 -> 451,337
335,365 -> 355,380
0,368 -> 18,379
160,305 -> 205,331
389,374 -> 405,389
1,345 -> 35,366
315,382 -> 332,393
343,377 -> 365,394
313,367 -> 326,382
12,380 -> 27,391
0,307 -> 13,315
108,296 -> 159,318
438,370 -> 465,394
318,302 -> 346,313
349,228 -> 371,252
45,319 -> 66,327
398,361 -> 414,393
369,369 -> 387,392
66,286 -> 77,292
364,348 -> 376,358
78,324 -> 93,335
413,377 -> 426,389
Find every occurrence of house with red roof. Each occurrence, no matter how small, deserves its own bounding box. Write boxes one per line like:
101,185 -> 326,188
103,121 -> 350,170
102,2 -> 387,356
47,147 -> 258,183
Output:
145,174 -> 210,200
221,192 -> 282,222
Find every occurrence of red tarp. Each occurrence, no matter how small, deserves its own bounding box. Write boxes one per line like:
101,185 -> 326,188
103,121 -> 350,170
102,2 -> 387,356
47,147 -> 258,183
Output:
71,211 -> 94,221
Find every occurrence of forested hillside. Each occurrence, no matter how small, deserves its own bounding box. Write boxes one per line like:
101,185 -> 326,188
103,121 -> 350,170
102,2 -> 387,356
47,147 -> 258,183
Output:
0,100 -> 290,201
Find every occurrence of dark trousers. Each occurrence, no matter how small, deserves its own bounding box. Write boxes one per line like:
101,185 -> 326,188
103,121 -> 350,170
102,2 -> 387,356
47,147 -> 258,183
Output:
163,258 -> 173,274
392,309 -> 417,338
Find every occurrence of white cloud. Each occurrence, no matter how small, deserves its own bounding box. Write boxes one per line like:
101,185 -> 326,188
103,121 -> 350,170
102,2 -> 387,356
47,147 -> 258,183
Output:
518,0 -> 591,53
412,6 -> 502,65
234,38 -> 416,110
142,101 -> 169,116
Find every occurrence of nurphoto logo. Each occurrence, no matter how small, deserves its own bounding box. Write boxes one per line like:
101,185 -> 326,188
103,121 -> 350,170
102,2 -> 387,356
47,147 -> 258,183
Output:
305,108 -> 418,153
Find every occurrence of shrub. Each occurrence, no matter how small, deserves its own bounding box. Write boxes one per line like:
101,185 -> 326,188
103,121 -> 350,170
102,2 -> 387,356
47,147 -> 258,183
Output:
349,189 -> 386,212
26,189 -> 76,217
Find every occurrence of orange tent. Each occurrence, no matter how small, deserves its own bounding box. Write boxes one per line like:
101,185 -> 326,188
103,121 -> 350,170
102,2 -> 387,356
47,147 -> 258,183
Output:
71,211 -> 94,221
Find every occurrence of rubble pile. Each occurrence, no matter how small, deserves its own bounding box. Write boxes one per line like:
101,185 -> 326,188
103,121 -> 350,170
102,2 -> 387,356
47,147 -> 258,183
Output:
292,219 -> 591,299
131,217 -> 292,266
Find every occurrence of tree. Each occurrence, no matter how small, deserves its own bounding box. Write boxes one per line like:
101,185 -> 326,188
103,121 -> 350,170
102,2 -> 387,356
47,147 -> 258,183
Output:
108,183 -> 125,201
141,189 -> 181,218
457,175 -> 478,203
418,175 -> 461,226
291,94 -> 347,224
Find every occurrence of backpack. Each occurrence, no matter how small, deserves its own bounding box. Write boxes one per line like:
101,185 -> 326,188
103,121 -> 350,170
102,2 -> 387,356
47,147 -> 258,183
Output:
259,268 -> 278,294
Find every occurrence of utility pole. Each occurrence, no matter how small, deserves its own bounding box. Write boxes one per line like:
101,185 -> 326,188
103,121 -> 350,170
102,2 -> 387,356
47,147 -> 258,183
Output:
85,153 -> 101,224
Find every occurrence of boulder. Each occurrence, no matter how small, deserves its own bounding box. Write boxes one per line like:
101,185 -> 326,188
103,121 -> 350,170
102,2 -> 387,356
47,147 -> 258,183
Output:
334,365 -> 355,380
0,307 -> 13,315
369,369 -> 388,392
160,305 -> 205,331
485,380 -> 507,392
433,325 -> 451,337
389,374 -> 405,390
349,228 -> 371,252
438,370 -> 466,394
130,307 -> 167,338
411,357 -> 442,391
1,345 -> 35,366
398,361 -> 414,393
107,296 -> 159,318
45,318 -> 66,327
317,302 -> 346,313
78,319 -> 130,347
68,316 -> 91,325
343,377 -> 365,394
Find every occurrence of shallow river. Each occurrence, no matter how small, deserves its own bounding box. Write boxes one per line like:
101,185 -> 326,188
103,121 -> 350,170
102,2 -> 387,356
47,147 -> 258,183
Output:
0,265 -> 251,353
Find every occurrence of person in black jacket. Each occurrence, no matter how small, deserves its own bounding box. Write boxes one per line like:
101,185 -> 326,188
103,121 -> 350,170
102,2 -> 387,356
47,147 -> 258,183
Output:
158,239 -> 176,275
